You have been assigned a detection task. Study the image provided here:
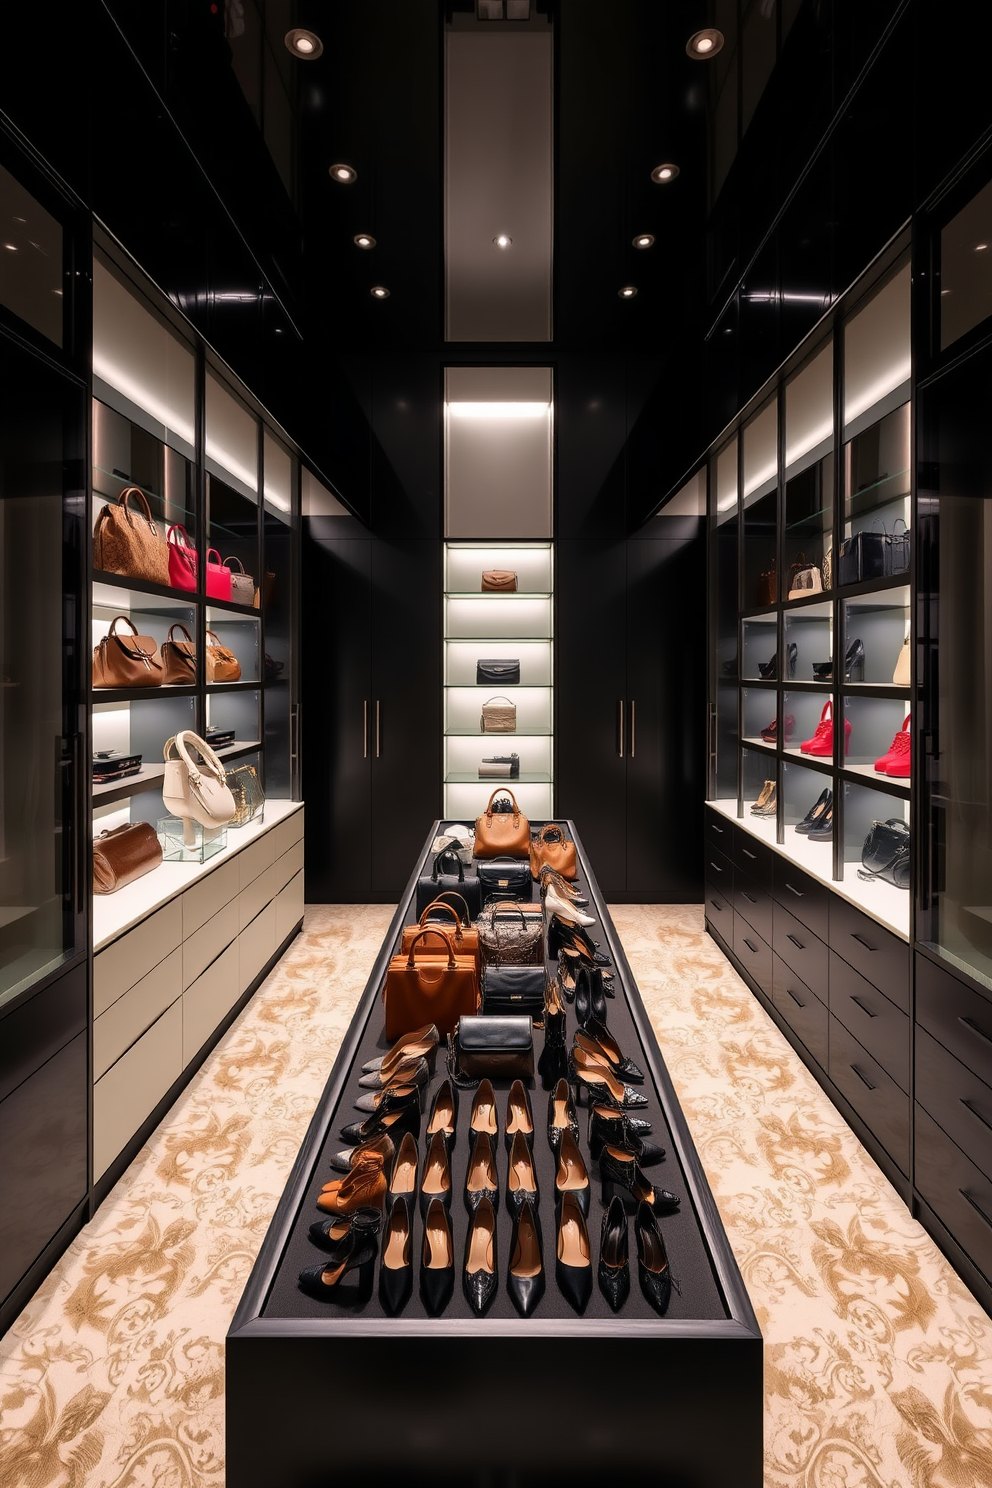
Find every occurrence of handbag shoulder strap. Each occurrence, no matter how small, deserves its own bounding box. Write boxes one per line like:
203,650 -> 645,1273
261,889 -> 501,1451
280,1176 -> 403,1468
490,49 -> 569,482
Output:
406,929 -> 456,968
485,788 -> 520,825
117,486 -> 156,528
419,899 -> 462,931
167,623 -> 193,644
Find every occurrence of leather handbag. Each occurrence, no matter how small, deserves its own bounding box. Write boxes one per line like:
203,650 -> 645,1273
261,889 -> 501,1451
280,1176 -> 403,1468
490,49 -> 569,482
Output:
857,818 -> 911,889
401,899 -> 480,970
474,789 -> 530,858
757,566 -> 777,606
431,825 -> 475,864
167,526 -> 233,600
384,929 -> 479,1040
416,849 -> 482,919
451,1015 -> 534,1082
476,659 -> 520,686
93,821 -> 163,894
893,635 -> 911,687
480,697 -> 516,734
162,731 -> 237,835
481,570 -> 518,592
886,517 -> 910,575
93,615 -> 163,688
787,553 -> 824,600
93,487 -> 171,587
477,900 -> 544,967
223,556 -> 255,604
226,763 -> 264,825
160,623 -> 197,685
838,522 -> 888,586
529,822 -> 577,881
481,964 -> 546,1017
205,630 -> 242,682
478,858 -> 533,903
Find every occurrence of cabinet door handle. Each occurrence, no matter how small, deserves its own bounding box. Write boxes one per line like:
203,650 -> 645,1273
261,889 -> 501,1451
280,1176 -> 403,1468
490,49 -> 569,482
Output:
709,861 -> 724,875
850,1063 -> 876,1091
787,932 -> 805,949
709,897 -> 725,912
784,881 -> 805,898
741,847 -> 757,860
630,699 -> 636,758
961,1098 -> 992,1134
711,822 -> 725,835
618,699 -> 624,759
851,995 -> 877,1018
363,700 -> 368,759
375,700 -> 381,759
742,890 -> 757,903
959,1016 -> 992,1049
851,932 -> 877,951
959,1188 -> 992,1230
786,986 -> 805,1007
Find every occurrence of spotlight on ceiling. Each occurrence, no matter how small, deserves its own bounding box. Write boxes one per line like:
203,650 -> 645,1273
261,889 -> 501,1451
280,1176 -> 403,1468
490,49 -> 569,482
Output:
493,234 -> 513,249
686,28 -> 724,59
329,163 -> 358,184
284,28 -> 323,59
371,286 -> 390,299
619,286 -> 638,299
354,234 -> 376,249
651,163 -> 680,184
633,233 -> 655,249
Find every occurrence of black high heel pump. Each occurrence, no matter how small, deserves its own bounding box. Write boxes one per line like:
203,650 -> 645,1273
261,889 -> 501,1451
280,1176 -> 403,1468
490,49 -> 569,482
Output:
298,1224 -> 379,1302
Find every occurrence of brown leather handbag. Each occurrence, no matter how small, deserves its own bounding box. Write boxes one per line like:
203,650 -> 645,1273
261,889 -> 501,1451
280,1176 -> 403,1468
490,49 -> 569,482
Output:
93,487 -> 171,587
757,565 -> 777,606
474,789 -> 531,859
93,822 -> 163,894
383,929 -> 479,1040
401,899 -> 480,971
160,623 -> 197,685
481,570 -> 518,592
93,616 -> 163,688
205,630 -> 242,682
529,822 -> 577,881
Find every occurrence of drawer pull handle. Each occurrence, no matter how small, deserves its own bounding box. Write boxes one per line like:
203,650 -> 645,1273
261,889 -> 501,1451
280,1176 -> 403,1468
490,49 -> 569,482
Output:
787,933 -> 805,949
709,862 -> 724,874
961,1098 -> 992,1134
711,824 -> 725,834
743,938 -> 758,954
742,890 -> 757,903
851,1063 -> 876,1091
852,995 -> 877,1018
784,882 -> 805,898
959,1188 -> 992,1230
709,898 -> 724,912
742,848 -> 756,860
786,987 -> 805,1007
959,1016 -> 992,1050
851,932 -> 877,951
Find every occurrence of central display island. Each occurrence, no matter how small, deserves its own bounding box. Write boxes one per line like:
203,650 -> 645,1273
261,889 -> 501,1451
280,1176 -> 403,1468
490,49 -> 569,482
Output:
227,821 -> 762,1487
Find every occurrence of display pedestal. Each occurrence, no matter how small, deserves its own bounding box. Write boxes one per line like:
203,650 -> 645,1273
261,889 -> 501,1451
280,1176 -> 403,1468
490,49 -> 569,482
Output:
157,815 -> 227,862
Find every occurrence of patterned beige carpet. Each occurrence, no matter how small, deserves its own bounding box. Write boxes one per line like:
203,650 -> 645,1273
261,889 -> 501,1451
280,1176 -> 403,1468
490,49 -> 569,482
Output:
1,903 -> 991,1488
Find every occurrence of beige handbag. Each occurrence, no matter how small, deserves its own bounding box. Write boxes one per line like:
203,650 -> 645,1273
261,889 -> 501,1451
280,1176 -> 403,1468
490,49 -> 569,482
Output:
480,696 -> 516,733
162,730 -> 237,845
205,630 -> 242,682
93,487 -> 171,587
481,570 -> 518,592
893,635 -> 911,687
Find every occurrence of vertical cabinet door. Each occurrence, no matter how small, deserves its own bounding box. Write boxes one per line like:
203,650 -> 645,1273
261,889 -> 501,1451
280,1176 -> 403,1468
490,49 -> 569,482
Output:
556,538 -> 628,897
302,530 -> 372,901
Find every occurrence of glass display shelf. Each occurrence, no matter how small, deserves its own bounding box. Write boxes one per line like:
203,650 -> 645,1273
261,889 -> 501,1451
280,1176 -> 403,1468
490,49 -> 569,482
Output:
445,726 -> 552,738
90,684 -> 197,703
444,771 -> 552,784
842,763 -> 910,795
93,571 -> 200,607
91,739 -> 262,804
206,680 -> 263,693
445,590 -> 553,600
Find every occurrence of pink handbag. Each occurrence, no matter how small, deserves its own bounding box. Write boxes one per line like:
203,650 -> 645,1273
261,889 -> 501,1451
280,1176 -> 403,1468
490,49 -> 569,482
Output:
166,526 -> 232,601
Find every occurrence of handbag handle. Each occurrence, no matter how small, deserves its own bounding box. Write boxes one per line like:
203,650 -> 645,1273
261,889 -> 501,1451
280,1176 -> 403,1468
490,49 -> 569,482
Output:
205,630 -> 233,652
488,899 -> 527,924
163,729 -> 227,784
537,823 -> 566,845
483,697 -> 514,707
485,789 -> 520,825
419,899 -> 463,932
223,556 -> 246,573
427,890 -> 472,925
431,849 -> 464,882
405,928 -> 457,969
167,623 -> 194,644
206,547 -> 224,566
167,523 -> 193,548
116,486 -> 158,530
107,614 -> 159,665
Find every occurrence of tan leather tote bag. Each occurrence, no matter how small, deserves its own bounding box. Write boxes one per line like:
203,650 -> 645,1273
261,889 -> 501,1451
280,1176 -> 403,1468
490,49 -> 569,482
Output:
474,789 -> 531,859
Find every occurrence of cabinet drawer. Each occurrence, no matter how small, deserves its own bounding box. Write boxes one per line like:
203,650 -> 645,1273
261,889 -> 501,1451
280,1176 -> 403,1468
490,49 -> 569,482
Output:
916,1026 -> 992,1183
829,952 -> 909,1092
93,947 -> 183,1081
773,903 -> 829,1002
704,880 -> 733,939
239,862 -> 278,931
0,965 -> 86,1103
239,831 -> 276,891
240,901 -> 277,988
183,856 -> 240,940
916,953 -> 992,1089
94,898 -> 182,1016
93,999 -> 183,1180
734,873 -> 773,943
274,837 -> 304,895
771,955 -> 828,1069
183,941 -> 241,1065
273,808 -> 304,861
773,857 -> 829,941
829,897 -> 909,1010
732,826 -> 773,892
704,808 -> 733,855
183,897 -> 239,991
828,1015 -> 909,1175
916,1104 -> 992,1279
733,918 -> 772,993
705,845 -> 734,896
275,869 -> 304,946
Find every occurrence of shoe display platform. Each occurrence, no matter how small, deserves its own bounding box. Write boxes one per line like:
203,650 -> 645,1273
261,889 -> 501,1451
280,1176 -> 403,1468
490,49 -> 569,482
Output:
227,821 -> 762,1488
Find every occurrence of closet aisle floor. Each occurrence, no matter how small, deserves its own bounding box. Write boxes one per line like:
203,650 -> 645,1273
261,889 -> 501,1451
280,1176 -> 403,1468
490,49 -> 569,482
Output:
1,904 -> 990,1488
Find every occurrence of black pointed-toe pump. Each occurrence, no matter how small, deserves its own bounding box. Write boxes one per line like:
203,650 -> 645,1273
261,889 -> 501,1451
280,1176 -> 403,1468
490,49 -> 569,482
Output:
420,1197 -> 455,1316
635,1201 -> 672,1315
463,1196 -> 498,1315
378,1196 -> 413,1316
600,1143 -> 680,1213
598,1196 -> 630,1312
556,1191 -> 592,1315
508,1199 -> 545,1318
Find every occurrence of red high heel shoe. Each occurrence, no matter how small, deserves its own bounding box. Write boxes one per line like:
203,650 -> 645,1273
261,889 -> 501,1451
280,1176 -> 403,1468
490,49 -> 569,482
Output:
874,714 -> 911,776
800,700 -> 851,757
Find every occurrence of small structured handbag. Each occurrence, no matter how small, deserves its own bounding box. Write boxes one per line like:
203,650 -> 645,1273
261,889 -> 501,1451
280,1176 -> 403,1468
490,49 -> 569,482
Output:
477,900 -> 545,967
481,570 -> 518,593
476,659 -> 521,686
529,822 -> 577,881
415,848 -> 482,919
892,635 -> 911,686
481,964 -> 546,1017
162,730 -> 237,845
478,856 -> 532,903
93,615 -> 163,688
383,929 -> 479,1040
160,623 -> 197,686
479,753 -> 519,778
226,763 -> 264,825
223,555 -> 256,605
166,526 -> 233,600
93,487 -> 171,587
474,789 -> 531,859
857,818 -> 911,889
205,630 -> 242,683
401,898 -> 480,971
450,1015 -> 534,1083
92,821 -> 163,894
480,697 -> 517,734
787,552 -> 824,600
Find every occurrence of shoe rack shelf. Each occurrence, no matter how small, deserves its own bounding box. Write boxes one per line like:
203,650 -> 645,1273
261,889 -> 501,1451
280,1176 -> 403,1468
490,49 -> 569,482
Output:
227,819 -> 762,1488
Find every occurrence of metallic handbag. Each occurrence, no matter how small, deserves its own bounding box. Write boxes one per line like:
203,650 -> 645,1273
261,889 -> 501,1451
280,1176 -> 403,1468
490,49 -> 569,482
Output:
226,762 -> 265,825
477,900 -> 544,967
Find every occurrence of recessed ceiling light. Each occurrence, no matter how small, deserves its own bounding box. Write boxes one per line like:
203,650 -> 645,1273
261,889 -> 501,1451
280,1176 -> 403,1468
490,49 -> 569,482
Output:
284,28 -> 323,59
371,285 -> 390,299
975,242 -> 988,252
687,28 -> 724,58
941,289 -> 951,295
633,233 -> 655,249
354,234 -> 376,249
330,163 -> 357,184
493,234 -> 513,249
619,286 -> 638,299
3,243 -> 16,251
651,163 -> 679,184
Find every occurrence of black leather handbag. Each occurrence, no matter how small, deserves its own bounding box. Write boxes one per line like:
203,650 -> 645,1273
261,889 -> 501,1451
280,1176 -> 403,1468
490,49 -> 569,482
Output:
857,818 -> 911,889
450,1015 -> 534,1083
481,964 -> 546,1017
476,658 -> 520,686
478,856 -> 532,903
416,849 -> 482,919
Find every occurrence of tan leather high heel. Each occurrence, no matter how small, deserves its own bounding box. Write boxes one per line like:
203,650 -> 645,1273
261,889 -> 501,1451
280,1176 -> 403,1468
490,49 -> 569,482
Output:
318,1138 -> 393,1214
362,1023 -> 439,1076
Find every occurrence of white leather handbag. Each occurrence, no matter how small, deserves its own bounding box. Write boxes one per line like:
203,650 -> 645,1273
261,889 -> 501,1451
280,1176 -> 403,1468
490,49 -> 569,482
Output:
162,731 -> 237,845
431,824 -> 475,865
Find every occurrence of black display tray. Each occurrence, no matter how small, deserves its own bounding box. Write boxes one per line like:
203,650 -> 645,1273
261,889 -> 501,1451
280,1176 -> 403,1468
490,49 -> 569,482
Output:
227,821 -> 762,1487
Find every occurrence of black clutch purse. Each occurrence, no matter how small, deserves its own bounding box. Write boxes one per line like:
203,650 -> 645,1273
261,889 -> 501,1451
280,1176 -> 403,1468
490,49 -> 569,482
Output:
476,658 -> 520,686
478,856 -> 533,903
416,849 -> 482,919
857,818 -> 910,889
481,964 -> 546,1017
449,1015 -> 534,1084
